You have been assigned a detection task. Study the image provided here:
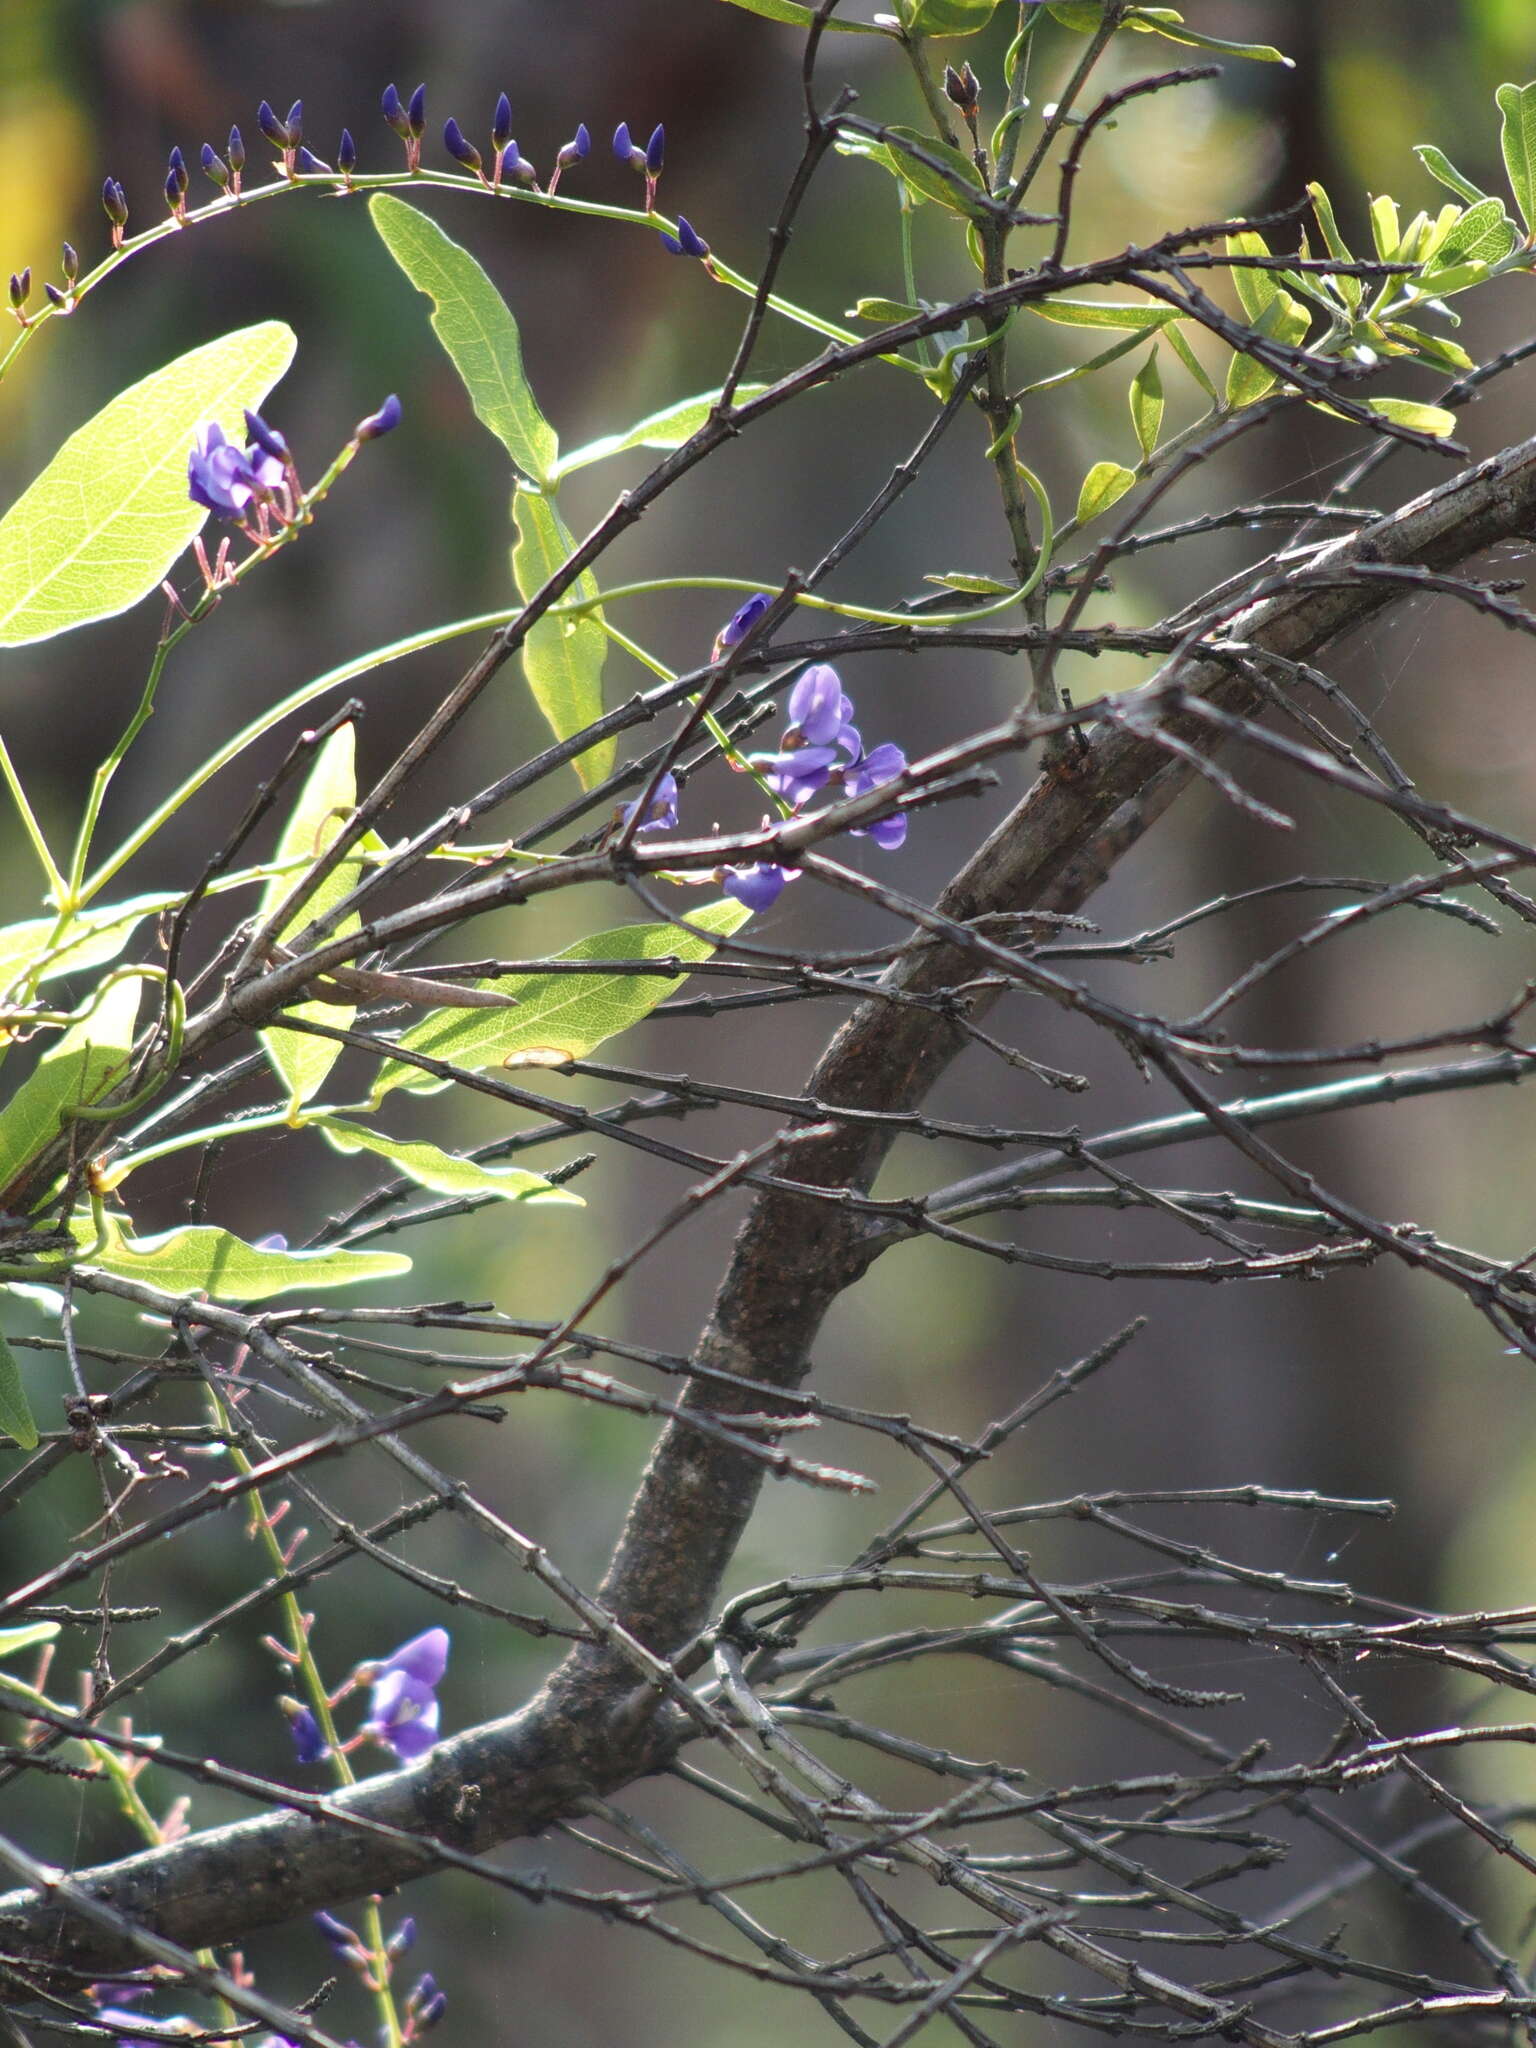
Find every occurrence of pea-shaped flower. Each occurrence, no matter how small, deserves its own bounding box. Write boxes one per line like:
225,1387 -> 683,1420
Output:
364,1627 -> 449,1761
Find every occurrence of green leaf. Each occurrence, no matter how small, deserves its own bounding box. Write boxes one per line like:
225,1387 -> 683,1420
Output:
369,193 -> 558,486
1074,461 -> 1136,526
1227,230 -> 1281,325
373,899 -> 753,1101
1162,319 -> 1216,399
1413,143 -> 1491,207
1120,8 -> 1292,62
1014,327 -> 1151,400
900,0 -> 998,34
87,1220 -> 409,1300
1306,183 -> 1360,311
1382,323 -> 1474,373
257,725 -> 360,1112
1431,195 -> 1518,269
0,1326 -> 38,1450
511,484 -> 611,788
0,975 -> 143,1204
1368,194 -> 1401,262
0,1621 -> 59,1655
1497,81 -> 1536,234
0,323 -> 296,648
714,0 -> 888,31
850,297 -> 923,323
876,127 -> 990,217
549,384 -> 770,481
1329,396 -> 1458,439
1128,347 -> 1163,456
1224,289 -> 1310,409
317,1118 -> 585,1205
0,894 -> 165,995
1030,299 -> 1180,332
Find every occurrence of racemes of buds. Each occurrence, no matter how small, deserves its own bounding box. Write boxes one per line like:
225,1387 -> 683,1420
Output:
660,214 -> 710,262
487,98 -> 539,193
8,268 -> 30,322
547,121 -> 590,196
166,145 -> 189,198
614,120 -> 665,210
101,178 -> 128,247
383,82 -> 428,171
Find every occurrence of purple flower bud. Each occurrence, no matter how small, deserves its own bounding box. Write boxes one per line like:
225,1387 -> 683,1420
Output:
227,125 -> 246,174
285,100 -> 303,145
386,1916 -> 417,1954
8,269 -> 28,311
660,215 -> 710,259
244,408 -> 288,462
716,593 -> 771,650
102,177 -> 128,229
407,84 -> 427,138
723,861 -> 794,912
167,145 -> 188,195
43,281 -> 66,309
646,123 -> 665,175
61,241 -> 78,281
338,129 -> 357,173
356,392 -> 402,441
294,146 -> 329,175
313,1910 -> 357,1955
286,1704 -> 329,1765
254,1231 -> 288,1252
418,1992 -> 448,2030
382,83 -> 409,137
492,93 -> 513,149
163,168 -> 184,215
201,142 -> 230,187
613,121 -> 633,162
257,100 -> 290,149
558,122 -> 591,168
619,770 -> 680,834
443,117 -> 483,173
412,1975 -> 438,2004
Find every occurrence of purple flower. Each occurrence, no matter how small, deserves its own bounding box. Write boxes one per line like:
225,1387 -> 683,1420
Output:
754,664 -> 861,805
715,592 -> 771,652
660,215 -> 710,259
244,408 -> 287,462
314,1909 -> 358,1956
723,861 -> 795,913
364,1627 -> 449,1761
619,770 -> 679,834
645,124 -> 665,176
187,420 -> 283,519
843,741 -> 909,849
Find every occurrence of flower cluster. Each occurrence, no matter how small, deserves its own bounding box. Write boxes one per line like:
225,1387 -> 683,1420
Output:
186,410 -> 287,522
362,1625 -> 449,1760
620,595 -> 911,913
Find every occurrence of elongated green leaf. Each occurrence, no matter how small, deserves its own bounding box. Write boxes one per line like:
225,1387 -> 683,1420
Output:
373,899 -> 753,1100
850,297 -> 923,323
550,384 -> 769,481
1382,322 -> 1473,373
1128,348 -> 1163,457
1309,396 -> 1458,439
878,126 -> 990,216
1121,8 -> 1291,62
1227,230 -> 1280,325
318,1118 -> 585,1204
1368,194 -> 1401,262
1015,327 -> 1149,401
257,725 -> 360,1111
1413,143 -> 1490,207
0,323 -> 296,648
1306,183 -> 1360,311
0,975 -> 143,1202
900,0 -> 998,34
716,0 -> 888,31
1074,461 -> 1136,526
1030,298 -> 1180,332
0,1621 -> 59,1655
925,572 -> 1013,595
1224,289 -> 1309,409
511,484 -> 611,788
1497,81 -> 1536,234
88,1221 -> 409,1300
1163,319 -> 1216,399
0,1326 -> 38,1450
370,193 -> 558,486
0,894 -> 165,996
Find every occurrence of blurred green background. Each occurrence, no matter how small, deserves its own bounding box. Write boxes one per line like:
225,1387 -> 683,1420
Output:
6,2 -> 1536,2040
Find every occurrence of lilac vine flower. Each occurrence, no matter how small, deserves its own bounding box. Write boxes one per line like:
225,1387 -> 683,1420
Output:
619,770 -> 680,834
722,859 -> 797,913
187,417 -> 284,519
754,664 -> 860,807
281,1698 -> 329,1765
714,592 -> 771,654
844,741 -> 909,848
660,215 -> 710,260
364,1626 -> 449,1761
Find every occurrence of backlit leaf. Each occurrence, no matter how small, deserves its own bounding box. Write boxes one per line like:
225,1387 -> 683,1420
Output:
1074,461 -> 1136,526
0,975 -> 143,1204
511,483 -> 611,787
318,1118 -> 585,1205
87,1221 -> 409,1300
551,385 -> 769,480
0,1326 -> 37,1450
1497,81 -> 1536,234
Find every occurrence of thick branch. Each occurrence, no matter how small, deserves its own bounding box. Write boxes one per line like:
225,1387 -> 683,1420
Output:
5,430 -> 1536,1971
